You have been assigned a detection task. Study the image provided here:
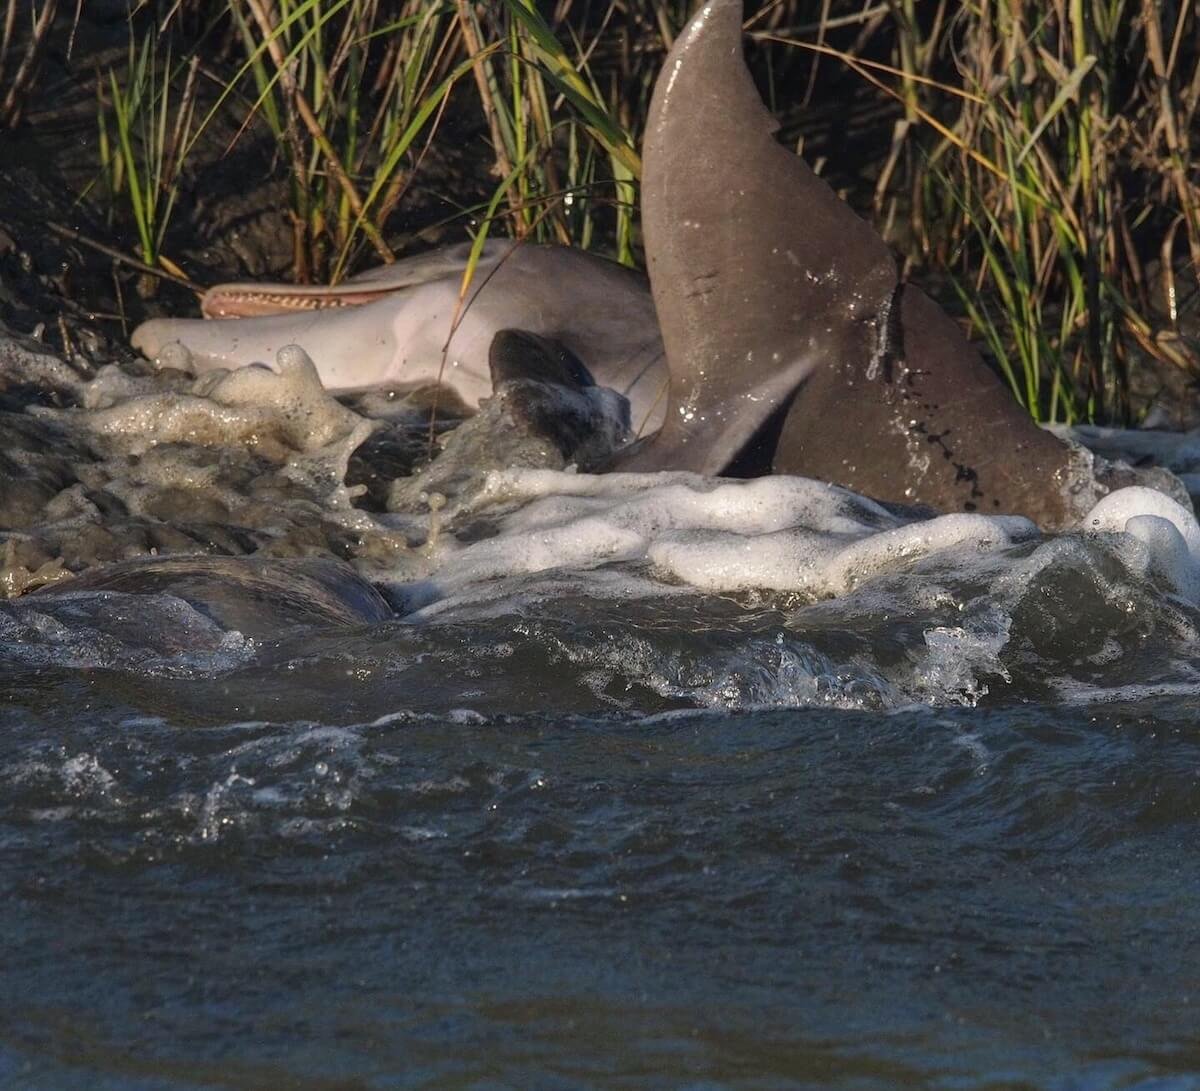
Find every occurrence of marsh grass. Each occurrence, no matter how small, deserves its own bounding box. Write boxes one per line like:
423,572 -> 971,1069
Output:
12,0 -> 1200,422
910,0 -> 1200,423
96,19 -> 199,296
0,0 -> 59,128
211,0 -> 475,281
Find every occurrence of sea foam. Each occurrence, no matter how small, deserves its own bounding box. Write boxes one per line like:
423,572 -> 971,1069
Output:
399,469 -> 1200,614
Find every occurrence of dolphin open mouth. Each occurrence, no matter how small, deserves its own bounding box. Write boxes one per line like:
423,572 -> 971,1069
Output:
202,284 -> 402,319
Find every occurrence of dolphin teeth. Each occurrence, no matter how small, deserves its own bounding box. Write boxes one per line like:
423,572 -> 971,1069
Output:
204,290 -> 360,318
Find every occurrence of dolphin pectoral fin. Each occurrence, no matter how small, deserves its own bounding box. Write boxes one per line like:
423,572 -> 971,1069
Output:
484,329 -> 632,464
488,329 -> 596,389
615,0 -> 898,475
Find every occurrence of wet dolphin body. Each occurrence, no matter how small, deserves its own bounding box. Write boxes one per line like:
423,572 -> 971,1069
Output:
132,241 -> 668,436
132,0 -> 1135,530
612,0 -> 1103,528
39,554 -> 393,639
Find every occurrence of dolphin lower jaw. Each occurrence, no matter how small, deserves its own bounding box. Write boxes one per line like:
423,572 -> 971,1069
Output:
131,304 -> 410,394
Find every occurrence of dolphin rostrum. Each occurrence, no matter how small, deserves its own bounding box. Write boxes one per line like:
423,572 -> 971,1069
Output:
132,241 -> 668,436
612,0 -> 1111,528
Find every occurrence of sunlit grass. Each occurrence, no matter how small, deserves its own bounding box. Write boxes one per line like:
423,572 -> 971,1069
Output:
4,0 -> 1196,423
97,20 -> 198,296
766,0 -> 1199,423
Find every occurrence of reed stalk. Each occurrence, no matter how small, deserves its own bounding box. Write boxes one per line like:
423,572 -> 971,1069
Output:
97,19 -> 198,296
0,0 -> 58,127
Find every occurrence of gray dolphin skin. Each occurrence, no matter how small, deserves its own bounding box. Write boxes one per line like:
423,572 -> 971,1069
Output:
614,0 -> 1099,528
37,554 -> 393,638
132,241 -> 668,437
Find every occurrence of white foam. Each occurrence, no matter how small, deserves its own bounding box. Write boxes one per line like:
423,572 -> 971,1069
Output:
404,472 -> 1026,604
1079,486 -> 1200,599
1084,486 -> 1200,554
44,345 -> 380,527
651,512 -> 1035,595
53,345 -> 374,464
391,471 -> 1200,616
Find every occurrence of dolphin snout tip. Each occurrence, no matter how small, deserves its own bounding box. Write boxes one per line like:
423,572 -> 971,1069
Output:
131,320 -> 195,373
129,318 -> 162,357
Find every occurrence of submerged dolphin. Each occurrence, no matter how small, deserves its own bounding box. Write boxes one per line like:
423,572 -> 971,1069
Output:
132,0 -> 1155,530
132,241 -> 668,435
40,554 -> 392,638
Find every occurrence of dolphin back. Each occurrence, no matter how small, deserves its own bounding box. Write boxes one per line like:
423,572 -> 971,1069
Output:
45,554 -> 392,638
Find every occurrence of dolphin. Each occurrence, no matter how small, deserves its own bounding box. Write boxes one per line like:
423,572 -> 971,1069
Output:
39,554 -> 393,638
610,0 -> 1113,528
130,0 -> 1157,530
132,241 -> 668,436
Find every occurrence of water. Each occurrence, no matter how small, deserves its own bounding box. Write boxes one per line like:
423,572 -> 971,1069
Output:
5,583 -> 1200,1088
4,337 -> 1200,1087
4,677 -> 1200,1087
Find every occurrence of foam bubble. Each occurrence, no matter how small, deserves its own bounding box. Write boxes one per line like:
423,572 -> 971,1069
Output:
1084,486 -> 1200,554
1081,486 -> 1200,599
60,345 -> 375,463
385,473 -> 1200,631
406,472 -> 1036,606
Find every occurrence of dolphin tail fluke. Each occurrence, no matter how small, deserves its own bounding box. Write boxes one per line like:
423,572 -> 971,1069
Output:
617,0 -> 1099,528
614,0 -> 897,475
